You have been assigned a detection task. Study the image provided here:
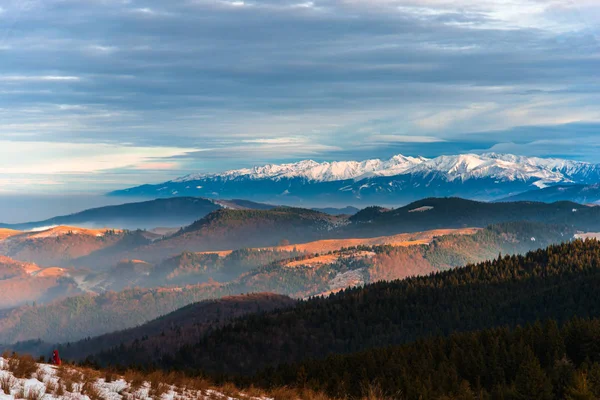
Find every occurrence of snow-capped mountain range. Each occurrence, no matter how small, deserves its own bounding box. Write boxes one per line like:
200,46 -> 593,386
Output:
111,153 -> 600,205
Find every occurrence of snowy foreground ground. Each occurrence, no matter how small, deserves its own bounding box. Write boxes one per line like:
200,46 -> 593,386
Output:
0,357 -> 272,400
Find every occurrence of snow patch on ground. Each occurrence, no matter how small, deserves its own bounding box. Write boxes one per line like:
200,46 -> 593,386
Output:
328,268 -> 366,293
0,358 -> 272,400
408,206 -> 434,213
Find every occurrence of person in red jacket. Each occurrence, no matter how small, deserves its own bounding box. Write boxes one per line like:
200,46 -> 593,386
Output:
52,350 -> 61,366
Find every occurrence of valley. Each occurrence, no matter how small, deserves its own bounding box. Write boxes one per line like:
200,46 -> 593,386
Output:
1,195 -> 599,400
5,1 -> 600,396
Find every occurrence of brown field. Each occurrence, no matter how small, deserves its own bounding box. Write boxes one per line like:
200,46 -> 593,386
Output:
197,228 -> 480,259
274,228 -> 479,253
24,226 -> 121,239
286,254 -> 339,268
0,228 -> 22,240
35,267 -> 67,277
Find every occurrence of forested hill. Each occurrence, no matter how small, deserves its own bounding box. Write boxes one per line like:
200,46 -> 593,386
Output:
0,222 -> 571,345
253,318 -> 600,399
100,239 -> 600,375
346,197 -> 600,235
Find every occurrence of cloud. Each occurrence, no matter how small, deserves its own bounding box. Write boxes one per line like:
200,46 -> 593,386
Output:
0,0 -> 599,191
0,75 -> 81,82
0,141 -> 199,175
132,162 -> 180,170
368,135 -> 446,143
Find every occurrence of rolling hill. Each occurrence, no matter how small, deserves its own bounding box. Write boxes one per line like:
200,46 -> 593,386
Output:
6,293 -> 295,364
345,197 -> 600,235
498,183 -> 600,204
114,239 -> 600,377
0,227 -> 144,267
0,256 -> 80,309
70,198 -> 600,268
0,221 -> 572,346
0,197 -> 276,231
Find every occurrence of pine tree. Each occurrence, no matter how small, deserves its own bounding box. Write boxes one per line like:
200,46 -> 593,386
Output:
565,371 -> 596,400
514,351 -> 553,400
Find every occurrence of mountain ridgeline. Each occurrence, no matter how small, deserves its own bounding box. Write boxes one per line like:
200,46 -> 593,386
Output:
0,197 -> 276,231
499,183 -> 600,204
1,198 -> 598,270
110,153 -> 600,205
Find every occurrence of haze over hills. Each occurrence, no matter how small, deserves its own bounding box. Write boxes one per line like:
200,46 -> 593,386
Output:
1,197 -> 599,272
111,240 -> 600,377
0,221 -> 575,344
0,255 -> 80,309
0,197 -> 276,231
45,293 -> 295,363
499,183 -> 600,204
110,153 -> 600,205
37,198 -> 600,270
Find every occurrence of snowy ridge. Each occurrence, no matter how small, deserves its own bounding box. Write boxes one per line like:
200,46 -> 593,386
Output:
0,357 -> 272,400
173,153 -> 599,186
175,155 -> 428,182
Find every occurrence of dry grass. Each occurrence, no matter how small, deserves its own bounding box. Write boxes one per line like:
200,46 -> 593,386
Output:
25,386 -> 45,400
56,365 -> 82,393
269,386 -> 301,400
34,367 -> 46,382
55,380 -> 65,396
64,378 -> 75,393
82,380 -> 105,400
360,384 -> 403,400
45,378 -> 58,394
104,370 -> 116,383
0,374 -> 15,394
2,352 -> 340,400
7,354 -> 38,379
1,351 -> 11,362
297,389 -> 332,400
124,369 -> 146,391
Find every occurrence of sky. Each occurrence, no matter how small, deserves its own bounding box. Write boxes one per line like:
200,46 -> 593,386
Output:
0,0 -> 599,194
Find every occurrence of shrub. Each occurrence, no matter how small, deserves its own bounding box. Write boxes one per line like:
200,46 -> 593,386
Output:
7,354 -> 38,379
104,370 -> 116,383
82,381 -> 104,400
124,370 -> 145,391
55,381 -> 65,396
45,379 -> 57,394
269,386 -> 300,400
0,374 -> 15,394
25,386 -> 45,400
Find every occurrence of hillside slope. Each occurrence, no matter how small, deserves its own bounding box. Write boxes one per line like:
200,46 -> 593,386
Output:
0,222 -> 570,345
253,318 -> 600,399
346,197 -> 600,235
65,198 -> 600,268
498,183 -> 600,204
55,293 -> 295,362
0,227 -> 147,267
122,239 -> 600,375
0,256 -> 80,309
0,197 -> 275,231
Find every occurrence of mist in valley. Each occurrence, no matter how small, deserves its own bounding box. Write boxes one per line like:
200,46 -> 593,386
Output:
0,194 -> 150,225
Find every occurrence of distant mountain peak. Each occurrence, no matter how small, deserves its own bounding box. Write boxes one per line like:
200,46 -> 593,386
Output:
172,152 -> 598,185
111,153 -> 600,204
173,154 -> 429,183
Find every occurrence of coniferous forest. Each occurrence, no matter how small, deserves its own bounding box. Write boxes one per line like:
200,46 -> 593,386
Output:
79,239 -> 600,400
149,240 -> 600,375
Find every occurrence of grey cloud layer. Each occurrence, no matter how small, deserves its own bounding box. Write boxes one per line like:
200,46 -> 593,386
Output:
0,0 -> 599,191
